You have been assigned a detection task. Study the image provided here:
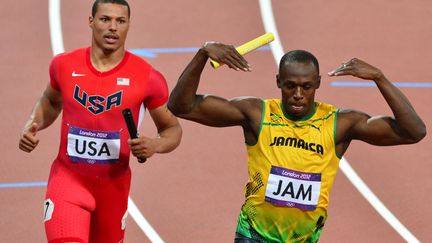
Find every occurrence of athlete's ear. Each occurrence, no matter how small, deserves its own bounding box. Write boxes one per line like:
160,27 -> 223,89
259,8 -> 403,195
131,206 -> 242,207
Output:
89,16 -> 94,27
276,74 -> 281,88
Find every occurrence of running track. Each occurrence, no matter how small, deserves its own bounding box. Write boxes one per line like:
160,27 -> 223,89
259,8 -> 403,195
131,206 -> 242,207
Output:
1,1 -> 431,242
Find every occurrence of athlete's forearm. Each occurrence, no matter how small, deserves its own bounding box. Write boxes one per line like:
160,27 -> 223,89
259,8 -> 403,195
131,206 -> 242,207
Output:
25,90 -> 62,132
374,75 -> 426,141
168,48 -> 208,115
154,123 -> 182,153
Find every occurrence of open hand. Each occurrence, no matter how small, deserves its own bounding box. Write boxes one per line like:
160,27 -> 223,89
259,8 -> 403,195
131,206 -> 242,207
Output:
328,58 -> 384,81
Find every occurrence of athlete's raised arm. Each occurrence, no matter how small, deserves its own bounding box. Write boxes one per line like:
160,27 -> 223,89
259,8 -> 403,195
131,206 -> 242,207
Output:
19,84 -> 63,152
168,42 -> 259,127
329,58 -> 426,156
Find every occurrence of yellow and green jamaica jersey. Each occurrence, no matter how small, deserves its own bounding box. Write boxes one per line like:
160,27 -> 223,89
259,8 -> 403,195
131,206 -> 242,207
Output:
236,99 -> 341,243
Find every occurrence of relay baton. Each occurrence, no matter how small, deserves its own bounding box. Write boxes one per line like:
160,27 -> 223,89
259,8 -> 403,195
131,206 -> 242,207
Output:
122,108 -> 146,163
210,32 -> 275,69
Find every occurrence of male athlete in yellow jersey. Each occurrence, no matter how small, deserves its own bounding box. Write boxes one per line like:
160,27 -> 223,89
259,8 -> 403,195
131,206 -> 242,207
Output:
168,42 -> 426,242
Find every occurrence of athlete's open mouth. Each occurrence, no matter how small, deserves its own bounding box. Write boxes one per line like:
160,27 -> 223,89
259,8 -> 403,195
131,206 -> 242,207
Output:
104,34 -> 119,44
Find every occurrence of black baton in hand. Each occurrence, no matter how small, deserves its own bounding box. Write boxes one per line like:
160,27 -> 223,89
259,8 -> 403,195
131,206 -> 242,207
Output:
122,108 -> 146,163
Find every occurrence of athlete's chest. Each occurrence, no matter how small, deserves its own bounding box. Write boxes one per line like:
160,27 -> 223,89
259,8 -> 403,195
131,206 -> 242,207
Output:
261,105 -> 328,155
58,66 -> 148,115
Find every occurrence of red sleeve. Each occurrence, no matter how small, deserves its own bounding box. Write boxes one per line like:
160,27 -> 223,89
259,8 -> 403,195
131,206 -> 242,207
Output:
49,54 -> 61,91
144,68 -> 169,110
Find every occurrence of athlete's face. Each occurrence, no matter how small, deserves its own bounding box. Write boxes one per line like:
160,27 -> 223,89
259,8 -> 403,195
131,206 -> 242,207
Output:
89,3 -> 130,53
277,61 -> 321,120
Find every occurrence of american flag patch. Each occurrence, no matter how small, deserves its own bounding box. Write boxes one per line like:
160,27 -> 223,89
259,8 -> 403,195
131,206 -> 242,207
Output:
117,78 -> 130,86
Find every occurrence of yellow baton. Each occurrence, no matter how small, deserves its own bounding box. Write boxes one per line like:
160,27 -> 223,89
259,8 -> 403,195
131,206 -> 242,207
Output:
210,32 -> 275,69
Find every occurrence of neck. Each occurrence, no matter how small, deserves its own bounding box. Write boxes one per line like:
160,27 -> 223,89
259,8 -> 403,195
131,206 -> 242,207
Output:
90,45 -> 125,72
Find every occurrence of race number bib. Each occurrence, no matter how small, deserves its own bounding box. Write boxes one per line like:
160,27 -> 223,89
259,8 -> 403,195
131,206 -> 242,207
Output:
265,166 -> 321,210
67,126 -> 120,164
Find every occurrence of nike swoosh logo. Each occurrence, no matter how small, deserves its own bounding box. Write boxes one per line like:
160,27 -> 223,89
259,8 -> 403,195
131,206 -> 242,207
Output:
72,71 -> 85,77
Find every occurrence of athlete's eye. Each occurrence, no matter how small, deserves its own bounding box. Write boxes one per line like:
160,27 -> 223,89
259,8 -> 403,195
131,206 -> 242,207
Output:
284,83 -> 295,89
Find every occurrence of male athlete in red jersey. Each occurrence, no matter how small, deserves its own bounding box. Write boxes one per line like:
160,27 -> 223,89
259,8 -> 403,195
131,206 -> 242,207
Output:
18,1 -> 182,242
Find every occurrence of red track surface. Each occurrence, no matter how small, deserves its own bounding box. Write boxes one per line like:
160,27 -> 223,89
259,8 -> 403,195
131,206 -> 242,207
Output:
1,1 -> 430,242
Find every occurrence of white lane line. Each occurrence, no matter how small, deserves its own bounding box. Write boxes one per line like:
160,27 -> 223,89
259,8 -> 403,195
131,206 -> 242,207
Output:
48,1 -> 164,242
48,0 -> 64,56
339,158 -> 419,243
258,0 -> 420,242
128,198 -> 165,243
258,0 -> 284,65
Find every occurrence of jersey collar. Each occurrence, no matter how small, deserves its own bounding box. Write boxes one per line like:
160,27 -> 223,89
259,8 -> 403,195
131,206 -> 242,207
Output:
86,47 -> 130,77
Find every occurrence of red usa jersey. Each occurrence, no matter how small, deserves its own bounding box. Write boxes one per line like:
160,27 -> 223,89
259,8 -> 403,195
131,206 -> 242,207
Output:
49,47 -> 168,178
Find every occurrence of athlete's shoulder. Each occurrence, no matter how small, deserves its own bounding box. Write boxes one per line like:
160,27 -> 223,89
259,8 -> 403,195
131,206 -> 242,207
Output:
262,98 -> 282,110
313,101 -> 338,123
125,52 -> 167,82
264,98 -> 280,104
315,101 -> 337,113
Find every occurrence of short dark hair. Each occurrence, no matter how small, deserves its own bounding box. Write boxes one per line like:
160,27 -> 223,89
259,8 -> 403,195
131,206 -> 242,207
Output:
279,50 -> 319,74
92,0 -> 130,18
